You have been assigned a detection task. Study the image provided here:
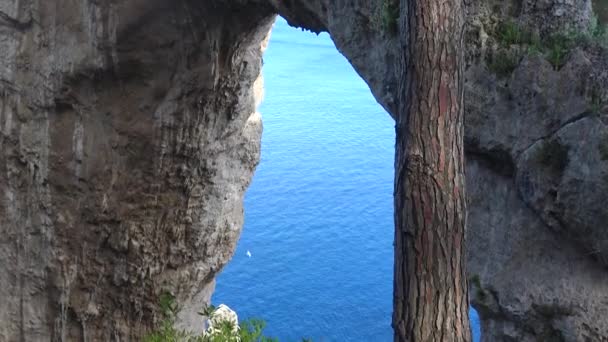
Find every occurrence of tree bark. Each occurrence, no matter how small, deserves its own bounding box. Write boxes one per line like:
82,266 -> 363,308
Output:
392,0 -> 470,341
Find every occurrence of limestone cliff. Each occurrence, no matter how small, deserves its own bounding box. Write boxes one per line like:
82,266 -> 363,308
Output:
0,0 -> 607,341
0,1 -> 274,340
465,1 -> 608,340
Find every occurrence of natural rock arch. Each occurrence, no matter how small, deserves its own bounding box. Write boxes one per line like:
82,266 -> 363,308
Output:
1,0 -> 608,341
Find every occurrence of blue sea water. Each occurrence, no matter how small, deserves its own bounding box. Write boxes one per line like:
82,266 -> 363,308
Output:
213,18 -> 480,341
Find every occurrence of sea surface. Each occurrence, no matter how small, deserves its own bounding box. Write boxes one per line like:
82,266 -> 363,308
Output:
213,17 -> 480,341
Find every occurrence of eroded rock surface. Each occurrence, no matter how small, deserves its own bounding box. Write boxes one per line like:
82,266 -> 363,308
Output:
465,0 -> 608,340
1,0 -> 607,340
0,1 -> 274,340
467,159 -> 608,341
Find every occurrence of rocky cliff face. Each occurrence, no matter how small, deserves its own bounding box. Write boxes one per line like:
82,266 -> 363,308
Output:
0,1 -> 274,340
465,1 -> 608,340
0,0 -> 606,341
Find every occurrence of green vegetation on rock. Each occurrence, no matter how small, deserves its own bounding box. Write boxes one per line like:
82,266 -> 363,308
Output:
496,20 -> 531,46
488,16 -> 608,75
143,294 -> 312,342
487,49 -> 521,77
544,33 -> 577,69
594,0 -> 608,24
381,0 -> 400,34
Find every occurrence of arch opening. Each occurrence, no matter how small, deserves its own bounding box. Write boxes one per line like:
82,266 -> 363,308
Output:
213,17 -> 481,342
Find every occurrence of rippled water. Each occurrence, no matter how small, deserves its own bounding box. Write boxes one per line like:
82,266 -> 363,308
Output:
213,17 -> 480,341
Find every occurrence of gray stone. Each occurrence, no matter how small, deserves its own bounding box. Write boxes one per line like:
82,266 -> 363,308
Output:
467,158 -> 608,341
0,1 -> 274,340
1,0 -> 607,340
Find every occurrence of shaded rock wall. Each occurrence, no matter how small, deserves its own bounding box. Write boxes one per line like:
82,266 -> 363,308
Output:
465,1 -> 608,339
1,0 -> 607,341
0,0 -> 274,340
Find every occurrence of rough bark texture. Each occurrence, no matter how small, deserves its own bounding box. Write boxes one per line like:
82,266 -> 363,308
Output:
393,0 -> 470,341
1,0 -> 608,340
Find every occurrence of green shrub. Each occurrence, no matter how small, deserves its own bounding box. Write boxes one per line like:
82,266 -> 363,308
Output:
595,0 -> 608,24
487,49 -> 520,77
143,294 -> 306,342
496,20 -> 529,46
160,292 -> 179,317
588,14 -> 608,47
381,0 -> 399,34
238,319 -> 278,342
542,16 -> 608,68
488,18 -> 608,74
143,293 -> 190,342
545,33 -> 575,70
526,34 -> 544,56
487,20 -> 529,76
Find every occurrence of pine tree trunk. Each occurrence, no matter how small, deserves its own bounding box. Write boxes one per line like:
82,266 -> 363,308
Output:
392,0 -> 471,341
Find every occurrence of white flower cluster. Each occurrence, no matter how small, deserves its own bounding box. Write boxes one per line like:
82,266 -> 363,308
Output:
203,304 -> 240,340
